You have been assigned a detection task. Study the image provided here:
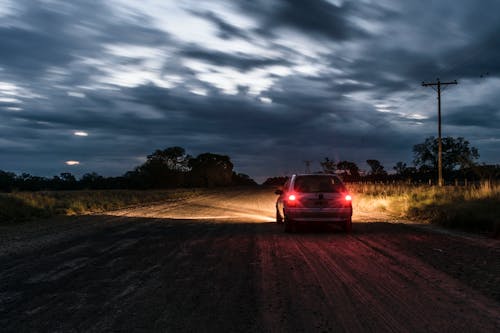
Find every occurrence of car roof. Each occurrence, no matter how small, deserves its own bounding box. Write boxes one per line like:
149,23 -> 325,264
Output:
293,173 -> 339,177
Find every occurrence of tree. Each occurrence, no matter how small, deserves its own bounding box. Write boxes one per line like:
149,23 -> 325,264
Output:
413,136 -> 479,175
320,158 -> 336,174
262,176 -> 288,187
188,153 -> 234,187
80,172 -> 105,189
17,173 -> 49,191
135,146 -> 191,188
393,162 -> 418,180
0,170 -> 16,192
232,172 -> 257,186
144,146 -> 191,172
336,161 -> 360,181
366,159 -> 387,176
393,162 -> 407,175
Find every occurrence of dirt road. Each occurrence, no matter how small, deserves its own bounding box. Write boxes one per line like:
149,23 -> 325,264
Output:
1,188 -> 499,332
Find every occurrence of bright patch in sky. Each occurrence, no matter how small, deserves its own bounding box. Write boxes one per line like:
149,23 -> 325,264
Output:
67,91 -> 86,98
190,88 -> 207,96
65,161 -> 80,166
184,59 -> 291,95
405,113 -> 427,120
74,131 -> 88,136
0,97 -> 21,103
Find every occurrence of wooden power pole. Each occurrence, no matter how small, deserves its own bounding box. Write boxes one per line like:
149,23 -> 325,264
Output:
303,160 -> 312,173
422,78 -> 457,186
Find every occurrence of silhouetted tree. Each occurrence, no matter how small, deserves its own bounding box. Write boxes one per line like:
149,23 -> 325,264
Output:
0,170 -> 16,191
336,161 -> 360,181
135,146 -> 191,188
80,172 -> 106,189
50,173 -> 77,190
413,136 -> 479,176
392,162 -> 418,181
262,176 -> 288,187
16,173 -> 49,191
232,172 -> 257,186
366,160 -> 387,176
465,164 -> 500,183
320,158 -> 337,174
188,153 -> 233,187
393,162 -> 408,175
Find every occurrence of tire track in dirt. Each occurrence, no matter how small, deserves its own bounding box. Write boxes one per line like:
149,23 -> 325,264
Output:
1,188 -> 499,332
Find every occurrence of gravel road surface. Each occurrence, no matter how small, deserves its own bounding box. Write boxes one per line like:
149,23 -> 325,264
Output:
1,188 -> 499,332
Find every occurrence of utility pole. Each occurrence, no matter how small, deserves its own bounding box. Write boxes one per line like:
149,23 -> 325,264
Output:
422,78 -> 457,187
303,160 -> 312,173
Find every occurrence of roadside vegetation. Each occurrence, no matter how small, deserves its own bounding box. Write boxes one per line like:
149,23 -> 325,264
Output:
0,189 -> 202,223
1,138 -> 499,236
0,146 -> 256,192
349,182 -> 500,236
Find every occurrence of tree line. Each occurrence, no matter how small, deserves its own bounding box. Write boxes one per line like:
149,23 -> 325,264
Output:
263,136 -> 500,185
0,147 -> 256,192
2,137 -> 499,191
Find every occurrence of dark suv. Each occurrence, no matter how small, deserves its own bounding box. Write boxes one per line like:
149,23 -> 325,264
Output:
275,174 -> 352,232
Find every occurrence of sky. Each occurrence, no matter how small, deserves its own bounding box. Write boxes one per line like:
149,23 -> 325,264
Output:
1,0 -> 499,182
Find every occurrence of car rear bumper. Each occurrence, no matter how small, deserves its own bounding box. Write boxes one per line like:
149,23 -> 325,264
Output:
285,207 -> 352,222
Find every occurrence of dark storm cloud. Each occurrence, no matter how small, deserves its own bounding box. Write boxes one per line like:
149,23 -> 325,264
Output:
1,0 -> 499,180
439,31 -> 500,80
0,14 -> 78,76
236,0 -> 362,40
0,1 -> 169,79
181,46 -> 289,71
121,76 -> 418,166
441,105 -> 500,129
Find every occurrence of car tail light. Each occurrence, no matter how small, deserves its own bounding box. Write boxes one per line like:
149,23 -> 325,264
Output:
345,194 -> 352,201
286,193 -> 298,206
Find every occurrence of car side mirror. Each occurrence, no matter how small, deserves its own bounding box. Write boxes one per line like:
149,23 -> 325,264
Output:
274,189 -> 283,195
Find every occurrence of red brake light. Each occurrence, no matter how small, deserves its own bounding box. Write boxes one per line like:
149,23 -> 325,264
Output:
286,193 -> 298,206
345,195 -> 352,201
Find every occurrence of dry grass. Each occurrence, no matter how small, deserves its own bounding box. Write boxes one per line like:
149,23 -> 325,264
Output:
2,185 -> 499,236
348,182 -> 500,235
0,189 -> 202,223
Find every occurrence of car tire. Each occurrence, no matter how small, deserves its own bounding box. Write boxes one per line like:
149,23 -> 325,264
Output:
344,218 -> 352,233
284,217 -> 294,233
276,209 -> 283,224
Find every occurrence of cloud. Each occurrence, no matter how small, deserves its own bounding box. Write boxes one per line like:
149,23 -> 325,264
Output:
236,0 -> 363,40
181,46 -> 289,71
0,0 -> 499,181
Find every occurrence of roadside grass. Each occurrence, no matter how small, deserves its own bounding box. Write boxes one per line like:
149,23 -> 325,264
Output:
348,182 -> 500,235
2,184 -> 499,236
0,189 -> 202,223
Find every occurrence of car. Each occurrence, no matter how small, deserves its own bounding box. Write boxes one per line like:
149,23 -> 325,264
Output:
275,174 -> 353,233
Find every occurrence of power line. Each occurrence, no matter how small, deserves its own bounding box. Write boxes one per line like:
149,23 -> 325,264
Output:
422,78 -> 458,186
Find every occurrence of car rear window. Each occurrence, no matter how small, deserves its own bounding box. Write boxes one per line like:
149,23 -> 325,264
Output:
293,176 -> 346,193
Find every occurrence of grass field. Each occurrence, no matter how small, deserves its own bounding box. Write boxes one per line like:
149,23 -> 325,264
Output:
1,184 -> 499,236
348,182 -> 500,235
0,189 -> 202,223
